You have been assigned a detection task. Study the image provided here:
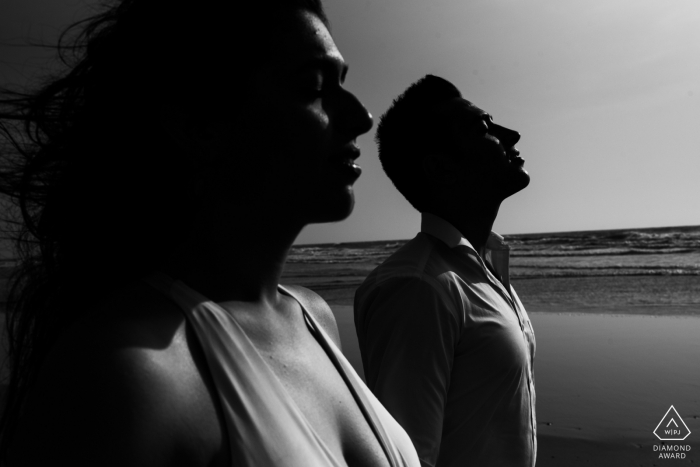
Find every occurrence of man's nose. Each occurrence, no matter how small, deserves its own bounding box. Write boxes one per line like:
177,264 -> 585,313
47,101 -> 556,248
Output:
497,125 -> 520,147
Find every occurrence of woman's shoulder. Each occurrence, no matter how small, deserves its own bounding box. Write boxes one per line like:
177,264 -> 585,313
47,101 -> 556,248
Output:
280,284 -> 341,350
9,281 -> 228,466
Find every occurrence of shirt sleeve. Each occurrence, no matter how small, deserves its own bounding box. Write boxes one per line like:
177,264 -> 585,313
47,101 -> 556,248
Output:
356,276 -> 461,467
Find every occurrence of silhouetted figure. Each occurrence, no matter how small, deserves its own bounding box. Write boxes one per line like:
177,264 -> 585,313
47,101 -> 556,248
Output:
355,75 -> 536,467
0,1 -> 421,465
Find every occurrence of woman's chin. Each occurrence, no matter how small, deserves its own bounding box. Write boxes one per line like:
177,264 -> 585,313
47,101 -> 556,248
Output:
307,188 -> 356,224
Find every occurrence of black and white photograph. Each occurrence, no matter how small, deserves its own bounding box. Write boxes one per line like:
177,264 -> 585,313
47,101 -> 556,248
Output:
1,0 -> 698,465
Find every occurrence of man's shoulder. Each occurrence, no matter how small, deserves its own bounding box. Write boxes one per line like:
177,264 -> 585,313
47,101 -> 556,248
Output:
356,237 -> 465,314
360,233 -> 476,291
364,234 -> 440,279
354,254 -> 465,336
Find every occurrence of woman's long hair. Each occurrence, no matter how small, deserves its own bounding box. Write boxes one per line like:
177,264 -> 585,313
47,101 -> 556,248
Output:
0,0 -> 327,457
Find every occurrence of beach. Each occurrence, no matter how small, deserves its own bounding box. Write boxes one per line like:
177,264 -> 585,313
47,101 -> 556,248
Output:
281,226 -> 700,466
1,225 -> 699,465
326,304 -> 700,467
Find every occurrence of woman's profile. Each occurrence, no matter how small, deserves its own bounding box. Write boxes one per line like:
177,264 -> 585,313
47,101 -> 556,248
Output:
0,1 -> 420,465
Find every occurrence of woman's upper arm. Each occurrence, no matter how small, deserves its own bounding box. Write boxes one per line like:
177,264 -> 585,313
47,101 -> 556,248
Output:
8,329 -> 196,466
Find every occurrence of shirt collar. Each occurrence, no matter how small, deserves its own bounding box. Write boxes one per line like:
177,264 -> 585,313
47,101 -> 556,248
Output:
420,212 -> 513,289
420,212 -> 506,252
420,212 -> 472,249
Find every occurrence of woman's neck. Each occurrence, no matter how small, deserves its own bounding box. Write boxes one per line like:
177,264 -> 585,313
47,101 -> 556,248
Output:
162,216 -> 303,305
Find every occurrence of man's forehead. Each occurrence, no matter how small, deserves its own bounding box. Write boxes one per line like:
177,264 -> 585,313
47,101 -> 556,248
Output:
448,98 -> 488,118
437,98 -> 491,123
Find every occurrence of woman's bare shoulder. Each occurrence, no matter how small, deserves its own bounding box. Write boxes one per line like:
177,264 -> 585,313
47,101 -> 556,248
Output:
281,284 -> 341,350
9,282 -> 227,466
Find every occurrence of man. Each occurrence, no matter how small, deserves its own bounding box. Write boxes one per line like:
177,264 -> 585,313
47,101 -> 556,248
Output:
355,75 -> 536,467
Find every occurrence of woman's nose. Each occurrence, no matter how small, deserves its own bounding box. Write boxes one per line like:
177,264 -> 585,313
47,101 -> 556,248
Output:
340,89 -> 373,138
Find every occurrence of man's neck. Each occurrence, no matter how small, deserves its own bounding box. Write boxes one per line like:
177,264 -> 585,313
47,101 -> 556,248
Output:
427,201 -> 501,256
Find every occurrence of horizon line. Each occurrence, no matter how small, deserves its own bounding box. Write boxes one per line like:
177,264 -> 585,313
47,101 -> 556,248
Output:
294,223 -> 700,247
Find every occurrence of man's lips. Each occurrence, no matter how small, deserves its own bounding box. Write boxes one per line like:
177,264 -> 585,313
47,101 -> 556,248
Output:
507,149 -> 524,165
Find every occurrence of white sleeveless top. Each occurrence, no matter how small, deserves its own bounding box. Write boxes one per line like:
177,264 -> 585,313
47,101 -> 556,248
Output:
144,274 -> 420,467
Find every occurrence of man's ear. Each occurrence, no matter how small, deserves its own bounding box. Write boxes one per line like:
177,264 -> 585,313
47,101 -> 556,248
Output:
423,153 -> 458,186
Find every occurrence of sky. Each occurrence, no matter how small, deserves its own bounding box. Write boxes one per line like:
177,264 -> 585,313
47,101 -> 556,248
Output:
2,0 -> 699,245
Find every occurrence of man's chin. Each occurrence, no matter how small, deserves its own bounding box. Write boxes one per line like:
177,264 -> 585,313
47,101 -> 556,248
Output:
502,170 -> 530,199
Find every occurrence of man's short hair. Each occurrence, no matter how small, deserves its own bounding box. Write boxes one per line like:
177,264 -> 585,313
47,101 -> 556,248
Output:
375,75 -> 462,212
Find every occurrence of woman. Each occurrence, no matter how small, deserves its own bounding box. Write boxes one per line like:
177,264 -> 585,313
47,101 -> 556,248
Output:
0,1 -> 420,465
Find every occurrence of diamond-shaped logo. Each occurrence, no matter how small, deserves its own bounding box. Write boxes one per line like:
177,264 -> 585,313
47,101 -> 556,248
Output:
654,405 -> 691,441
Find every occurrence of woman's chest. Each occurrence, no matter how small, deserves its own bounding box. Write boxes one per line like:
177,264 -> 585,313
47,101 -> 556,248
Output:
256,330 -> 392,467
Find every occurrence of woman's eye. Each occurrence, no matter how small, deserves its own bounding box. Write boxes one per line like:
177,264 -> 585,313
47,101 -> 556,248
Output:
299,73 -> 324,99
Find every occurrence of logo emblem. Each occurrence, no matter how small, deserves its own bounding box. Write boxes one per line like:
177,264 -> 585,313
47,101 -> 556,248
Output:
654,406 -> 691,441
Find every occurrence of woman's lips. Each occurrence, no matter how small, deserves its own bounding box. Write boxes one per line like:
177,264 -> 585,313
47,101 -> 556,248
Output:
333,145 -> 362,181
336,159 -> 362,181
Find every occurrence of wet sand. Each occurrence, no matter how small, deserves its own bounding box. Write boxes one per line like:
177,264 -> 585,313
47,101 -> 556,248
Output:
289,255 -> 700,467
1,268 -> 698,465
331,304 -> 700,467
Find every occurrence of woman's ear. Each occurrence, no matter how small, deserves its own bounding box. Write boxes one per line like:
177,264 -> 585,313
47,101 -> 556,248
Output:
158,104 -> 241,202
158,104 -> 231,166
422,153 -> 458,186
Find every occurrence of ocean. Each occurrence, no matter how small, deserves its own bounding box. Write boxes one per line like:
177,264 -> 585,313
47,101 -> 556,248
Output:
1,225 -> 699,459
2,225 -> 697,313
285,225 -> 700,314
308,225 -> 700,450
288,225 -> 700,278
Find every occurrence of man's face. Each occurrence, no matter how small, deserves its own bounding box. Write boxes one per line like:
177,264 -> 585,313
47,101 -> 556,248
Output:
440,98 -> 530,200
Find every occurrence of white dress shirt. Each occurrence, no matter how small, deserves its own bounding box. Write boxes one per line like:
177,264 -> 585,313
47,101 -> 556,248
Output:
354,213 -> 536,467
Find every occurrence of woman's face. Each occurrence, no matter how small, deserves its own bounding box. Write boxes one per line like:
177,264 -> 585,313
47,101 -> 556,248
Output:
208,10 -> 373,226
